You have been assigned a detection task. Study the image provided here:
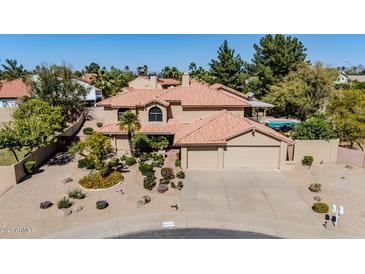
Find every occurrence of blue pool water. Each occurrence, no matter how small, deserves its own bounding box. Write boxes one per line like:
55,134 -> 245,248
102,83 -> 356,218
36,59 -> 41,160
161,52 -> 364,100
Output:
266,120 -> 300,130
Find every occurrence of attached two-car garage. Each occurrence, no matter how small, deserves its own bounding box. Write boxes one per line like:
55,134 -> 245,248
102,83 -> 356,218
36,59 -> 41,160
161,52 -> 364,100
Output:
185,130 -> 285,169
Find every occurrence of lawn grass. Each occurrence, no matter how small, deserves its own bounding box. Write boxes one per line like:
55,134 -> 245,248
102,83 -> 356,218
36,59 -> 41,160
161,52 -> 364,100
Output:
0,149 -> 27,166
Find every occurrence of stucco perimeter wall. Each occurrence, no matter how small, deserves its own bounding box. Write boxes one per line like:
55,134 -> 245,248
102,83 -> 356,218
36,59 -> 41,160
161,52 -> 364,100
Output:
337,147 -> 365,168
0,114 -> 85,196
0,108 -> 14,124
293,139 -> 339,164
181,107 -> 244,123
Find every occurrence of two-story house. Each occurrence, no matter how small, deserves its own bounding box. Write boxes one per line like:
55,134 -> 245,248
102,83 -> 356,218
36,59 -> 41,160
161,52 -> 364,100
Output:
97,74 -> 294,170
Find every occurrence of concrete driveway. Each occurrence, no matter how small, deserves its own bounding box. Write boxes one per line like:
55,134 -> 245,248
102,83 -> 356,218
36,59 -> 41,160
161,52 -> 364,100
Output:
182,169 -> 323,238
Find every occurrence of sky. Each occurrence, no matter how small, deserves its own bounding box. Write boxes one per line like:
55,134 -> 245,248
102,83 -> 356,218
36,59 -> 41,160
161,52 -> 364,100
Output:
0,34 -> 364,72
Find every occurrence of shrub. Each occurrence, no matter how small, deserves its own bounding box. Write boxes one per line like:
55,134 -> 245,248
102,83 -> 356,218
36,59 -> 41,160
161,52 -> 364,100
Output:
139,153 -> 151,163
24,160 -> 36,174
79,171 -> 123,189
97,163 -> 112,177
309,183 -> 321,192
302,156 -> 314,167
171,181 -> 176,189
68,188 -> 86,199
157,184 -> 169,193
159,178 -> 170,185
83,127 -> 94,135
109,158 -> 120,167
96,122 -> 103,128
150,136 -> 169,151
78,159 -> 95,169
177,181 -> 184,190
143,175 -> 156,190
175,159 -> 181,167
312,202 -> 329,213
139,163 -> 154,176
152,158 -> 164,168
57,197 -> 72,209
132,134 -> 152,155
176,171 -> 185,179
161,167 -> 175,180
124,156 -> 136,166
96,200 -> 109,210
151,153 -> 164,161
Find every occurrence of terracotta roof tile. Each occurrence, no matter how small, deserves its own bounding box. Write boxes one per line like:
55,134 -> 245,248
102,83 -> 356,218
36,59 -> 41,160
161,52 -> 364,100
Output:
158,78 -> 180,85
0,79 -> 31,98
174,110 -> 293,145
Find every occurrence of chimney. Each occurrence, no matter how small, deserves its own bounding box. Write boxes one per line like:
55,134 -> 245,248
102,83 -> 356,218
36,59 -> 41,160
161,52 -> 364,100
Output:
182,73 -> 190,87
150,75 -> 158,89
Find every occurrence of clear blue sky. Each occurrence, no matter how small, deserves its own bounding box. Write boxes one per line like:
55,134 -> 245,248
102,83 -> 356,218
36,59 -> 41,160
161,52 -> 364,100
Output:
0,34 -> 364,72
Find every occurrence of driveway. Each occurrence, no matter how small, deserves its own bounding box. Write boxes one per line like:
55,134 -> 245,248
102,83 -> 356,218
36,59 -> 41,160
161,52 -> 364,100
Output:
181,169 -> 323,238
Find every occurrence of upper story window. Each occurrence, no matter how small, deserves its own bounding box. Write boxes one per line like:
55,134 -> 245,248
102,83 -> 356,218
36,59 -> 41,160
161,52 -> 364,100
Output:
118,108 -> 130,120
149,106 -> 163,122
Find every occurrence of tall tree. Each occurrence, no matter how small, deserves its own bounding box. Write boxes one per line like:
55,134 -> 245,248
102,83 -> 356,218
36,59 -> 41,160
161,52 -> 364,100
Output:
12,98 -> 64,152
136,65 -> 149,76
250,34 -> 307,98
1,59 -> 28,80
326,89 -> 365,149
208,40 -> 248,91
160,66 -> 182,80
188,62 -> 209,82
118,111 -> 141,150
263,62 -> 338,120
31,65 -> 88,121
84,62 -> 101,74
0,124 -> 23,162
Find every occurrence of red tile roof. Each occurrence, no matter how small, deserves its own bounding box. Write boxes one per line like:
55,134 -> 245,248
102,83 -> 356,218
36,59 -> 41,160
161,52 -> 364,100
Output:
81,73 -> 95,84
174,110 -> 294,145
0,79 -> 31,99
158,78 -> 180,85
98,80 -> 249,108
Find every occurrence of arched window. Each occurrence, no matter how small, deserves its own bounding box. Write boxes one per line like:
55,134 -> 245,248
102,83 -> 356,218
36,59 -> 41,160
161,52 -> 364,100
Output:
149,106 -> 163,122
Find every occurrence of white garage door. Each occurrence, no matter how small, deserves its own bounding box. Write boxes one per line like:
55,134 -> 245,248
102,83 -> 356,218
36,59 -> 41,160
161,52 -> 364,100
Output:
188,146 -> 218,169
224,146 -> 279,168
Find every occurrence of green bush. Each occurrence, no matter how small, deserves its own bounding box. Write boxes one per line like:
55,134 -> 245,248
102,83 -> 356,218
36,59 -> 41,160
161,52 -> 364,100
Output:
132,134 -> 152,155
176,171 -> 185,179
177,181 -> 184,190
143,175 -> 156,190
171,181 -> 176,189
139,153 -> 151,163
96,122 -> 103,128
78,159 -> 95,169
151,153 -> 164,161
68,188 -> 86,199
109,158 -> 120,167
96,200 -> 109,210
159,178 -> 170,185
24,160 -> 36,174
57,197 -> 72,209
161,167 -> 175,180
79,171 -> 123,189
152,158 -> 164,168
124,156 -> 136,166
309,183 -> 321,192
139,163 -> 154,176
312,202 -> 329,213
83,127 -> 94,135
175,159 -> 181,167
302,156 -> 314,167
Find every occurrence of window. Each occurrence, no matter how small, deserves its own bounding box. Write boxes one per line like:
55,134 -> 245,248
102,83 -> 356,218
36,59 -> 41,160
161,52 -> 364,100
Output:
149,106 -> 163,122
117,108 -> 129,120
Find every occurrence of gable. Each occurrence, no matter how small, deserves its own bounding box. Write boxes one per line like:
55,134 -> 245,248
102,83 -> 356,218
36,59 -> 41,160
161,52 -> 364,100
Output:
227,130 -> 281,146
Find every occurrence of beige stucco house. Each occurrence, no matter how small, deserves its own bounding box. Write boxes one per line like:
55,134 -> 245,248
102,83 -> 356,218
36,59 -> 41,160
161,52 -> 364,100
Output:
97,74 -> 294,169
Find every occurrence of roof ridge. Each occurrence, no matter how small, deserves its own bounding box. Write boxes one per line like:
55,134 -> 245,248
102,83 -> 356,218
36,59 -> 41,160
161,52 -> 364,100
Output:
174,110 -> 227,143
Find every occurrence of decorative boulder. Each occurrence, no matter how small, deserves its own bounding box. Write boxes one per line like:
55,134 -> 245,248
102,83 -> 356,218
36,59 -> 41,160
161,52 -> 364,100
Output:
73,205 -> 83,212
57,209 -> 72,217
143,195 -> 151,204
63,177 -> 74,184
40,201 -> 53,209
96,200 -> 109,210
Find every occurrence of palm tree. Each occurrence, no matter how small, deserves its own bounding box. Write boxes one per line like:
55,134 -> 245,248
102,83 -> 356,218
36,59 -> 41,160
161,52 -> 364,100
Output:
1,59 -> 28,80
118,111 -> 141,150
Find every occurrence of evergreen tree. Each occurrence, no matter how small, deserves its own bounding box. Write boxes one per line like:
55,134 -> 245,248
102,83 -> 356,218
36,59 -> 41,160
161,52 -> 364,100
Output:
250,34 -> 307,98
208,40 -> 247,91
84,62 -> 101,74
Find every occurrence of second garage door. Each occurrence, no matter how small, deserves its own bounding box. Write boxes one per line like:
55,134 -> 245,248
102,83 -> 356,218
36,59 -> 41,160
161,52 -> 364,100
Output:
224,146 -> 280,168
188,146 -> 218,169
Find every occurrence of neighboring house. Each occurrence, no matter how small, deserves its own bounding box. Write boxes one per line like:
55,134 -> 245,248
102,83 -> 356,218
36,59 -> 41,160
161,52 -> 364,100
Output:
335,71 -> 349,84
73,78 -> 103,106
348,75 -> 365,82
80,73 -> 95,84
128,76 -> 180,90
97,74 -> 293,170
0,79 -> 31,108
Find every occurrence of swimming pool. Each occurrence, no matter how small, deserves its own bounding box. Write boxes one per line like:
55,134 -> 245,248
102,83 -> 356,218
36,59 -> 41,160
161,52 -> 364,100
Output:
266,119 -> 300,130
